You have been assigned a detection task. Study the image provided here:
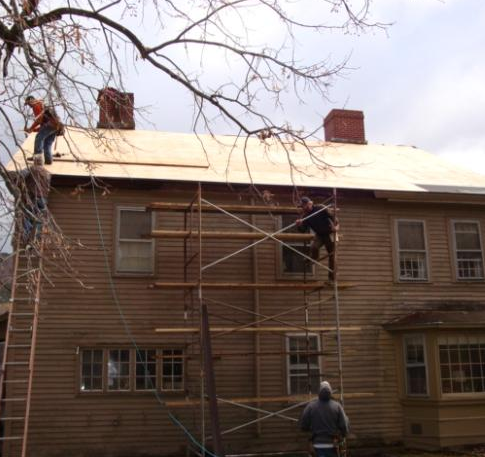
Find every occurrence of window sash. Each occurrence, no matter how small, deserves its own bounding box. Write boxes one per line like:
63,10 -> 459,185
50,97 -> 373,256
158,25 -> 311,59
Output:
161,350 -> 185,391
80,349 -> 103,392
280,216 -> 313,276
453,221 -> 484,280
438,336 -> 485,394
108,349 -> 131,391
396,220 -> 428,281
116,207 -> 155,274
136,349 -> 157,391
403,335 -> 428,396
286,334 -> 321,395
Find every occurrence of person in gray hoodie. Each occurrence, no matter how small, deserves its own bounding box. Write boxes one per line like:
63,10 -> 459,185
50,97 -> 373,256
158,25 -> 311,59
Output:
299,381 -> 349,457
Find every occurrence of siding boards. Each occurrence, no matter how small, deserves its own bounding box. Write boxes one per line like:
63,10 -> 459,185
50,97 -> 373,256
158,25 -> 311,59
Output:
5,188 -> 485,456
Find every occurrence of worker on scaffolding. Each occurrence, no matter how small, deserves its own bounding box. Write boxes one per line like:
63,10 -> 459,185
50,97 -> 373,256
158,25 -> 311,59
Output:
8,155 -> 51,246
295,196 -> 339,281
300,381 -> 349,457
24,95 -> 63,165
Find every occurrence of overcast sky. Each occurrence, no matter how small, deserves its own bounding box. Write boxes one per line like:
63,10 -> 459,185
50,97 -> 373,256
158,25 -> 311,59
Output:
124,0 -> 485,174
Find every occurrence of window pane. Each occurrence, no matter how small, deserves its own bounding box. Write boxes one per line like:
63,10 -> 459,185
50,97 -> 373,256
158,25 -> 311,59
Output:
117,241 -> 153,273
404,336 -> 428,395
108,350 -> 130,391
80,349 -> 103,392
440,338 -> 485,394
162,350 -> 184,391
399,252 -> 427,280
120,210 -> 152,239
287,335 -> 320,395
282,245 -> 312,274
454,222 -> 483,279
136,349 -> 157,391
455,223 -> 480,249
398,221 -> 425,250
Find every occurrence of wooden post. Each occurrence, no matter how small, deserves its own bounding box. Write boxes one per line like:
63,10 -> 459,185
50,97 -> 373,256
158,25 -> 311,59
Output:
201,304 -> 225,457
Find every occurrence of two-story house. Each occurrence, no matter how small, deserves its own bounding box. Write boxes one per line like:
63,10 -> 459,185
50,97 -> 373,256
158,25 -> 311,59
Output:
3,99 -> 485,457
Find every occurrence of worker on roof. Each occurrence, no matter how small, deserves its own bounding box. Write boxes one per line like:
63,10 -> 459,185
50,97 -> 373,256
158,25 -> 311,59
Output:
295,196 -> 339,281
300,381 -> 349,457
24,95 -> 63,165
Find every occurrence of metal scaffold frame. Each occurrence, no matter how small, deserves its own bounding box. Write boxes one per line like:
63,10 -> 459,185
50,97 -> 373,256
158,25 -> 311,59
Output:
149,184 -> 349,457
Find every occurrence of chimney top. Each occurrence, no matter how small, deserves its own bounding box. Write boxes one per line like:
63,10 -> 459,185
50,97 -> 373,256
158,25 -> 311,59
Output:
97,87 -> 135,130
324,109 -> 366,144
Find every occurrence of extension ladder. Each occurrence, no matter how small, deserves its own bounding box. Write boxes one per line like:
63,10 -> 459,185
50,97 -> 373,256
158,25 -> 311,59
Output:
0,238 -> 43,457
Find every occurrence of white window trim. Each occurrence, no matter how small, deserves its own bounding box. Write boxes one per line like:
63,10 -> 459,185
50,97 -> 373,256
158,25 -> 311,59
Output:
115,206 -> 155,274
451,219 -> 484,281
403,334 -> 429,397
278,216 -> 315,278
286,333 -> 321,395
394,219 -> 430,282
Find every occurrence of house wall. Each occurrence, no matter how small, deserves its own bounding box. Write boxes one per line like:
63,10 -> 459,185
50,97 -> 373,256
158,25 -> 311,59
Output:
4,183 -> 485,456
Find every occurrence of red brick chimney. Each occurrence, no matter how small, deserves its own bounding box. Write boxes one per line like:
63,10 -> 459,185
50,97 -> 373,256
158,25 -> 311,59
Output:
97,87 -> 135,129
323,109 -> 366,144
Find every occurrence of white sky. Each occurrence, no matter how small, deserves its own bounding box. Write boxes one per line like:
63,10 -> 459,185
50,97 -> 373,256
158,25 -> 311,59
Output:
124,0 -> 485,175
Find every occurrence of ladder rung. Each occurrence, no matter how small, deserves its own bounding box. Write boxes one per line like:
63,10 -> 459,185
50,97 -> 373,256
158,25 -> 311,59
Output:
10,298 -> 32,302
2,398 -> 26,402
0,417 -> 24,421
3,380 -> 28,384
9,328 -> 32,332
4,362 -> 29,366
0,436 -> 23,441
10,313 -> 34,317
8,345 -> 31,349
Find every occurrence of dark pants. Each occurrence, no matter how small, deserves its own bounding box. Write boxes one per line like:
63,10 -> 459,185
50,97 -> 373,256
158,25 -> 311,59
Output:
314,447 -> 337,457
311,233 -> 335,280
22,197 -> 47,244
34,124 -> 57,164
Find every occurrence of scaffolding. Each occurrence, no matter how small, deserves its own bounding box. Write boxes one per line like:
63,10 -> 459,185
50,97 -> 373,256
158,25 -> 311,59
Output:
148,184 -> 356,457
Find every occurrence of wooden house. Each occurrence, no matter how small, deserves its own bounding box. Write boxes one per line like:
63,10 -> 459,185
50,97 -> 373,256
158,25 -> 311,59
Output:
3,100 -> 485,457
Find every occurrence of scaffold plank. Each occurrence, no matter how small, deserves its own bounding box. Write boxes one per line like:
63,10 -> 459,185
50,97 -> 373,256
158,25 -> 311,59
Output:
149,230 -> 314,241
147,202 -> 299,213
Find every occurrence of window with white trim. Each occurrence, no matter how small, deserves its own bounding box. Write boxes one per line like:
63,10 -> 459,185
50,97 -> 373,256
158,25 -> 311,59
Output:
80,349 -> 103,392
404,335 -> 428,395
115,207 -> 155,274
287,334 -> 321,394
396,220 -> 428,281
161,349 -> 184,391
280,215 -> 313,276
439,336 -> 485,394
452,221 -> 484,280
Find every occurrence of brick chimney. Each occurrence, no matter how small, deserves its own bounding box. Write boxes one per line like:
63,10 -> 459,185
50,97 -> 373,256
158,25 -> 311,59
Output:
97,87 -> 135,129
323,109 -> 366,144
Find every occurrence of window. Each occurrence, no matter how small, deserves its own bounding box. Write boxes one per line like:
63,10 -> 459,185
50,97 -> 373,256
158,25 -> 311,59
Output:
108,349 -> 130,391
452,221 -> 484,280
116,207 -> 155,274
161,349 -> 184,391
80,348 -> 185,393
136,349 -> 157,391
396,220 -> 428,281
439,336 -> 485,394
81,349 -> 103,391
280,215 -> 313,276
404,335 -> 428,396
287,334 -> 321,395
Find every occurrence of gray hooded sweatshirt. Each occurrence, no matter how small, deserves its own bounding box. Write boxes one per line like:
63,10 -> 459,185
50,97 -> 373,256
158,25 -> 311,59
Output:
299,385 -> 349,445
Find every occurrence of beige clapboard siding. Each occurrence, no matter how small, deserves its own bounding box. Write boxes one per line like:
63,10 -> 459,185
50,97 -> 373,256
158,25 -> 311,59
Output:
5,187 -> 485,456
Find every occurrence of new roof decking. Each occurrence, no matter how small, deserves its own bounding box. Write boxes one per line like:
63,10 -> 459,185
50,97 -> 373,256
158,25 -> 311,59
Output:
7,127 -> 485,193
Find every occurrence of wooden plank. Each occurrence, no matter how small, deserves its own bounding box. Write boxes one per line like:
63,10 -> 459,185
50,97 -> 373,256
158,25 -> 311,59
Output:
165,392 -> 376,407
149,282 -> 356,290
155,326 -> 363,333
148,230 -> 314,241
147,202 -> 300,214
